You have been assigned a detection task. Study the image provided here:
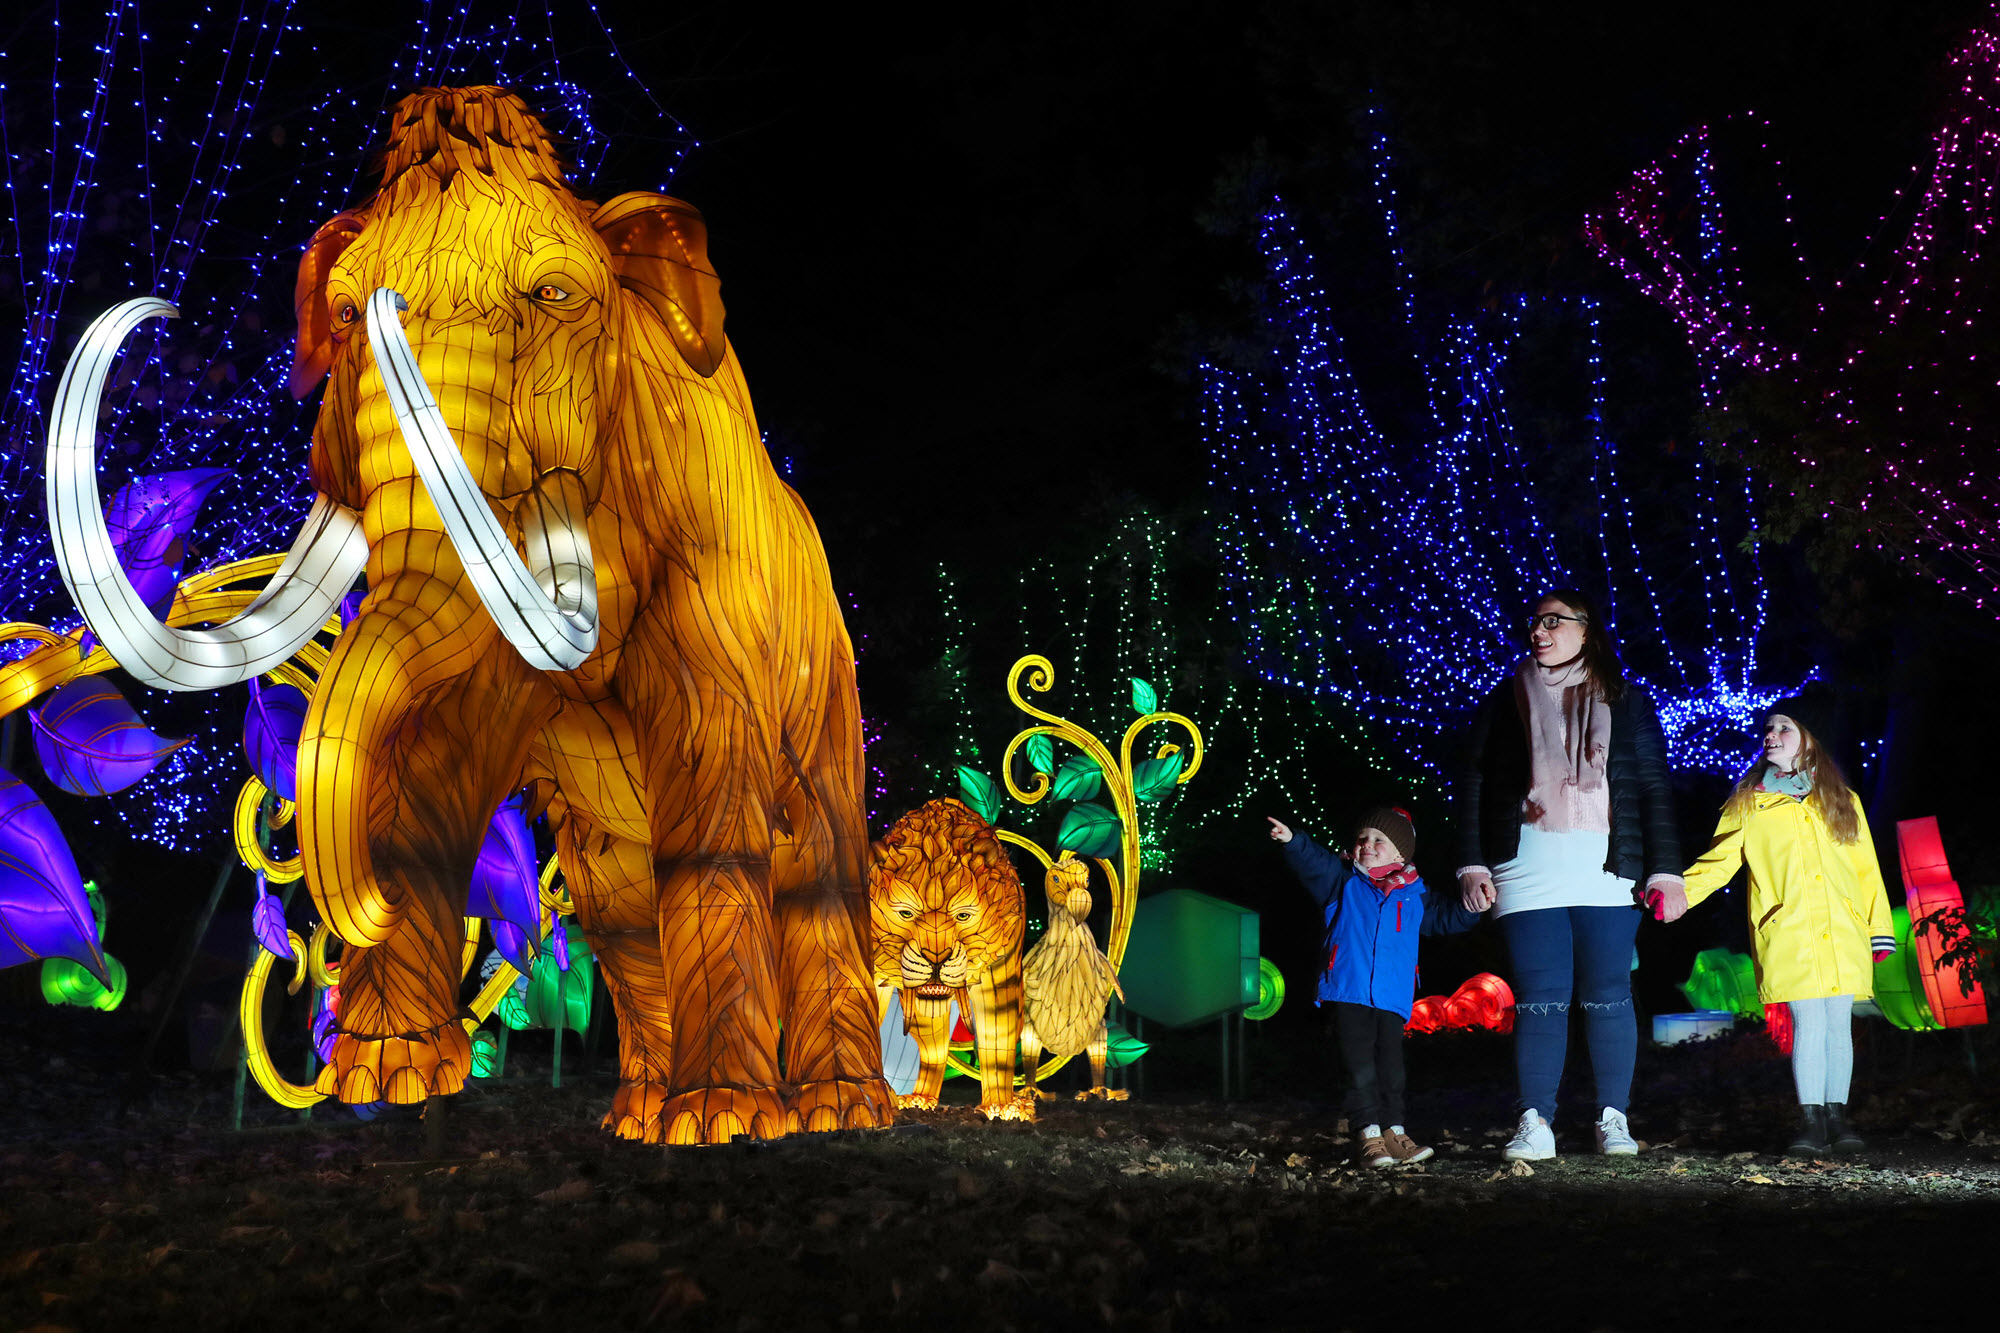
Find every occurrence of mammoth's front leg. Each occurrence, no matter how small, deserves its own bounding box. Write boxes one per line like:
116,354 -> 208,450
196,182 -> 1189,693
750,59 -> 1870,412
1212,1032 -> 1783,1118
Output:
621,607 -> 794,1144
772,658 -> 897,1131
302,582 -> 558,1105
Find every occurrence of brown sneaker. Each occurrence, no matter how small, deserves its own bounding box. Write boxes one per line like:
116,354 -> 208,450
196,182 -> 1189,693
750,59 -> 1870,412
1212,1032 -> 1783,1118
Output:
1359,1132 -> 1395,1168
1385,1130 -> 1434,1164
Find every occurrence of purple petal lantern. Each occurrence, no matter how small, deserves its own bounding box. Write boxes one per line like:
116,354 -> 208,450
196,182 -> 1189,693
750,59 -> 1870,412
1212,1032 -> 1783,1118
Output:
468,794 -> 540,973
32,677 -> 190,796
243,679 -> 310,801
0,770 -> 110,983
251,872 -> 295,960
100,468 -> 233,622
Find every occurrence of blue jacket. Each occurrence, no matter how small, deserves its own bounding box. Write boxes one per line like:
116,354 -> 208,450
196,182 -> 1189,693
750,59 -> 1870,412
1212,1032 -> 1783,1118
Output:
1282,833 -> 1485,1020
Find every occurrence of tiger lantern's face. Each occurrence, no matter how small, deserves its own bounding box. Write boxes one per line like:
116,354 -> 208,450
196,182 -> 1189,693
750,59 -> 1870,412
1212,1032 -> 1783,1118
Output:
867,800 -> 1025,1013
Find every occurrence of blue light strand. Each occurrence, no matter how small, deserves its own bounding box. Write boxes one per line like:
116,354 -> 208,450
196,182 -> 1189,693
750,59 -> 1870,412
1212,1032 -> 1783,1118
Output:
1206,146 -> 1802,778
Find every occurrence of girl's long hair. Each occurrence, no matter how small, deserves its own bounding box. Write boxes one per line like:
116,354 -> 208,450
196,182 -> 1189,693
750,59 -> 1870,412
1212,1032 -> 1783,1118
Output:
1535,587 -> 1627,701
1724,718 -> 1862,844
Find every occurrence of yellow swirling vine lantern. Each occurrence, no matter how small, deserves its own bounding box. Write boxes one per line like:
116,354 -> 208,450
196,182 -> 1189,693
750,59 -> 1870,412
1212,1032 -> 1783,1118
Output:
944,655 -> 1203,1087
44,87 -> 889,1144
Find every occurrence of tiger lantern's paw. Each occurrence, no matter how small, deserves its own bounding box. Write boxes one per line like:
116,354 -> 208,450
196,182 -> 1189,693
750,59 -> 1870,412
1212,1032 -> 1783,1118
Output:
602,1081 -> 675,1142
1076,1086 -> 1130,1102
792,1076 -> 898,1133
656,1087 -> 797,1145
980,1093 -> 1037,1123
313,1020 -> 471,1104
895,1091 -> 940,1112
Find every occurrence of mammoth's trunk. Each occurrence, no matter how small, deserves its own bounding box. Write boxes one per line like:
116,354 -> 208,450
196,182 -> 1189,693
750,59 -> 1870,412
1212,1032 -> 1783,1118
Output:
44,298 -> 366,690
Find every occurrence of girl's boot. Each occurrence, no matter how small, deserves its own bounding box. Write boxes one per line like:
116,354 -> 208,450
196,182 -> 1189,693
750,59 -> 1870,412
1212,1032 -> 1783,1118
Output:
1825,1103 -> 1865,1154
1788,1104 -> 1830,1156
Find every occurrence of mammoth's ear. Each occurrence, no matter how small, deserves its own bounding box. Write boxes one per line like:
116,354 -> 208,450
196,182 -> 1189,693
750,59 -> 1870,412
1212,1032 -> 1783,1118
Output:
592,192 -> 726,377
290,211 -> 369,399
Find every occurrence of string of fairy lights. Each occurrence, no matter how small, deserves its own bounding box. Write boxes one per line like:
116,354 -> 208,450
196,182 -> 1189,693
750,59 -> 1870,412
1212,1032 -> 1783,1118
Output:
1585,8 -> 2000,614
0,3 -> 694,851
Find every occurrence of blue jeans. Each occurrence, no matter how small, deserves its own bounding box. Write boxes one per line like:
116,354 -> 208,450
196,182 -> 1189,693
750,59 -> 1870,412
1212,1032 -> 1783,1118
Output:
1498,905 -> 1641,1120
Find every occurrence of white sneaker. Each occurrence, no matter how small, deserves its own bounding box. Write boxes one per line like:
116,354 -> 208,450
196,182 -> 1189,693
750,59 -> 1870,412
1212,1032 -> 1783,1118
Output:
1594,1107 -> 1639,1156
1503,1109 -> 1556,1161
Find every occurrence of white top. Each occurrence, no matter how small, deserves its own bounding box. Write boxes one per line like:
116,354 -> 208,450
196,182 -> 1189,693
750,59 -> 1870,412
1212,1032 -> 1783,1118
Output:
1491,825 -> 1636,919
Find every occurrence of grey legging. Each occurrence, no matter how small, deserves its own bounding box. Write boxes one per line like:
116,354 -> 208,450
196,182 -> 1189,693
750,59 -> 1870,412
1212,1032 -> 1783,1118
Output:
1788,995 -> 1855,1105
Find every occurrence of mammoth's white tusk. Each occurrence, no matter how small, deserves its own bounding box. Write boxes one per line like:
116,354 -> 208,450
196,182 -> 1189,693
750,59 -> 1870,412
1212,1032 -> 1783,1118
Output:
45,297 -> 368,692
366,287 -> 598,671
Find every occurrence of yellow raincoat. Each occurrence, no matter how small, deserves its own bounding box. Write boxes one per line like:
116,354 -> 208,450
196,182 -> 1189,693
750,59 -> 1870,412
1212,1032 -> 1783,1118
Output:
1683,790 -> 1893,1004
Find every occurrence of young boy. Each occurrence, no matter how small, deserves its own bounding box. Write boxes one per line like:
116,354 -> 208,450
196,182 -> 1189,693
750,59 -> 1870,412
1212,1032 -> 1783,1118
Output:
1268,806 -> 1485,1167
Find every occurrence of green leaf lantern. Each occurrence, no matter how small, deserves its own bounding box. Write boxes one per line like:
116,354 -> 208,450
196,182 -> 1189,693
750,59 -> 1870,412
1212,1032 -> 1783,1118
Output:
1025,733 -> 1054,776
469,1028 -> 500,1078
40,953 -> 127,1011
1105,1021 -> 1150,1068
1131,751 -> 1185,802
955,765 -> 1003,824
1050,754 -> 1102,802
1130,677 -> 1159,715
1058,802 -> 1122,859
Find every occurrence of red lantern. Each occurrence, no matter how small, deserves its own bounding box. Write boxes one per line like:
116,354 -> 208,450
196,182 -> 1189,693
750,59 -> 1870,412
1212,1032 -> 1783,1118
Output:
1897,817 -> 1989,1029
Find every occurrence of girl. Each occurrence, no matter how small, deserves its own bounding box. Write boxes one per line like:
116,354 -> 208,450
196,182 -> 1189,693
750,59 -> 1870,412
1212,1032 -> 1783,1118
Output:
1456,589 -> 1683,1161
1269,807 -> 1484,1168
1653,697 -> 1894,1155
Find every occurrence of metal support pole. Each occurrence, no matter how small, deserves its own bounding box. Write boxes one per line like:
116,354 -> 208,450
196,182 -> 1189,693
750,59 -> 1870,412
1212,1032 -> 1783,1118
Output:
139,858 -> 235,1073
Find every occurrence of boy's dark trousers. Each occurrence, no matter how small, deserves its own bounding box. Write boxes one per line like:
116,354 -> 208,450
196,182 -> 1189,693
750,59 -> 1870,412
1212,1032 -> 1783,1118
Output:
1325,1000 -> 1407,1129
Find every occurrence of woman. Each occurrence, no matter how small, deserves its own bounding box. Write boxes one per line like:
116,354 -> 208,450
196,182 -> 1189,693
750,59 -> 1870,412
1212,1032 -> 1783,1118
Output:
1653,698 -> 1893,1155
1457,589 -> 1683,1161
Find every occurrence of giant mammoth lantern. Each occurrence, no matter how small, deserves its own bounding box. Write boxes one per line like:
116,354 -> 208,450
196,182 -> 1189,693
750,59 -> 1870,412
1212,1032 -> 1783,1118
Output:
46,86 -> 892,1143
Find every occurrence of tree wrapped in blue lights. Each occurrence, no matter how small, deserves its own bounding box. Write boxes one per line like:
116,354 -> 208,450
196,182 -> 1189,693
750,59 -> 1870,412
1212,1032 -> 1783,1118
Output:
1205,129 -> 1803,778
0,4 -> 694,851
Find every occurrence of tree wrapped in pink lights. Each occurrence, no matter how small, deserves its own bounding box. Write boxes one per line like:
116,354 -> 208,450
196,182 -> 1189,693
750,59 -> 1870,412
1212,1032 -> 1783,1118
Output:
1585,10 -> 2000,614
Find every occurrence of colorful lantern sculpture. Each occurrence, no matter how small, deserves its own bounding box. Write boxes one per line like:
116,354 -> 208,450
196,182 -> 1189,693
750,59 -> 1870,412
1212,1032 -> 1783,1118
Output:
1405,973 -> 1515,1034
31,677 -> 188,796
40,882 -> 125,1011
0,770 -> 109,983
45,87 -> 890,1143
868,799 -> 1029,1118
1897,817 -> 1989,1028
1680,947 -> 1762,1017
1020,852 -> 1127,1101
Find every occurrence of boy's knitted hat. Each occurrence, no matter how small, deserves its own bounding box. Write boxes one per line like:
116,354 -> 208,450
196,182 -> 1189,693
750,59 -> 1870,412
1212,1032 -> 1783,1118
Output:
1353,806 -> 1417,864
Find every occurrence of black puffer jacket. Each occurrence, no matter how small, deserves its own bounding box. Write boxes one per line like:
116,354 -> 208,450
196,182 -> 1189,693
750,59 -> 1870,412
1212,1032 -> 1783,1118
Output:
1455,675 -> 1682,886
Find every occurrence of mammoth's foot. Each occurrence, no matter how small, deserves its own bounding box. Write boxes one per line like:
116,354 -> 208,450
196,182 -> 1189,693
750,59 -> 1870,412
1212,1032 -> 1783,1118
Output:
656,1086 -> 797,1145
601,1081 -> 675,1142
792,1076 -> 898,1132
313,1020 -> 471,1105
1076,1086 -> 1130,1102
979,1093 -> 1037,1123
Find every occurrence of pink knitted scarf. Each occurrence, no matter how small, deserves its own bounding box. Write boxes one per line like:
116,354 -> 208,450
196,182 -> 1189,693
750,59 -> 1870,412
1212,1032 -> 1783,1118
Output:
1513,655 -> 1611,833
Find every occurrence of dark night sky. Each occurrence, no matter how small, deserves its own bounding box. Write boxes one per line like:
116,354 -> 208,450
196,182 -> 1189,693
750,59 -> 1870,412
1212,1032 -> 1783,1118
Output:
571,1 -> 1992,616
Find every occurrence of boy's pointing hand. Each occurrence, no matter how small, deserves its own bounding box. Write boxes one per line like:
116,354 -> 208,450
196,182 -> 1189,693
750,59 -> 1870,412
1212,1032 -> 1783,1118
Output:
1266,816 -> 1293,844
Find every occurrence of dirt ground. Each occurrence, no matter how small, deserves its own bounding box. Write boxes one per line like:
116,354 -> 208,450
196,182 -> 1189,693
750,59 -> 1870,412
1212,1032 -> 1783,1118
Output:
2,1009 -> 1996,1333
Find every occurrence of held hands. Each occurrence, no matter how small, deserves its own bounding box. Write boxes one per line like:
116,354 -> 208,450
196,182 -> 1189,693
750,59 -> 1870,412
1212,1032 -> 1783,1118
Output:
1266,816 -> 1293,844
1458,870 -> 1496,912
1644,882 -> 1690,923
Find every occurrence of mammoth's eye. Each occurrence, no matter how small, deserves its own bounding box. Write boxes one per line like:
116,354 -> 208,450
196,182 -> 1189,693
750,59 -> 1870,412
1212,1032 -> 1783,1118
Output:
533,283 -> 571,303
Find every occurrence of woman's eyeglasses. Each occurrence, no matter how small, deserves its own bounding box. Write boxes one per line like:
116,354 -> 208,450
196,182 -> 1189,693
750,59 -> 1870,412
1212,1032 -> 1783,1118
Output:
1526,613 -> 1587,633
